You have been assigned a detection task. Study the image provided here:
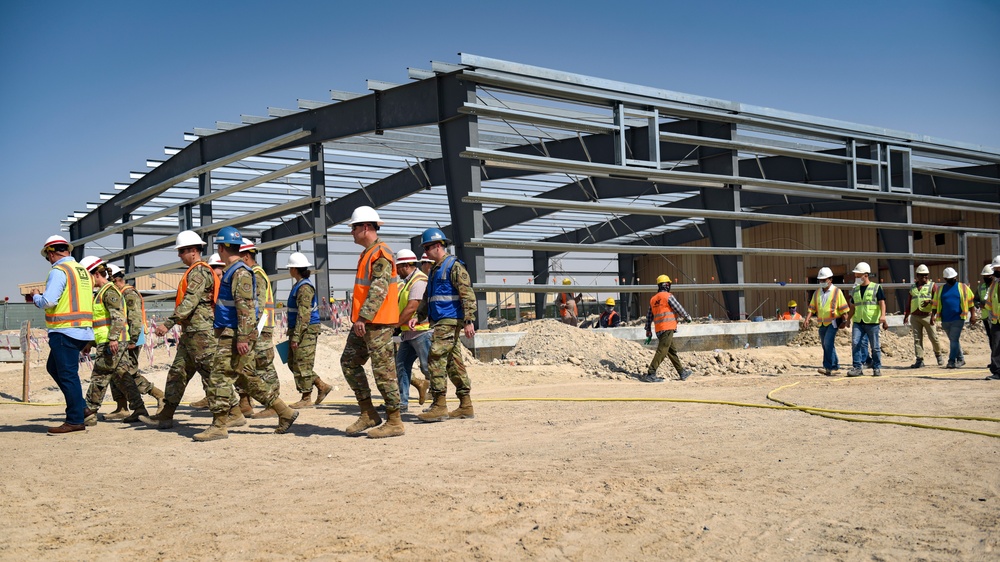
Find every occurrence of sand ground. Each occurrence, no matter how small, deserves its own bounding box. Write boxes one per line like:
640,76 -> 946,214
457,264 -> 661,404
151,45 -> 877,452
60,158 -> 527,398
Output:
1,327 -> 998,561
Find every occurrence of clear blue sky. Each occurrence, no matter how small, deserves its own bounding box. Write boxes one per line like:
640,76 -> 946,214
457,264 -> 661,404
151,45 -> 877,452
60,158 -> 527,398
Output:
2,0 -> 998,300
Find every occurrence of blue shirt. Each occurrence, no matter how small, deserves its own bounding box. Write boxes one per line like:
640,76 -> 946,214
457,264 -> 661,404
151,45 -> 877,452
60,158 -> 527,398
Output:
939,282 -> 962,322
33,256 -> 95,341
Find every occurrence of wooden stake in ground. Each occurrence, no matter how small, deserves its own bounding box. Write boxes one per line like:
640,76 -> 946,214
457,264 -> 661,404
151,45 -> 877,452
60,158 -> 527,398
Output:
21,320 -> 30,403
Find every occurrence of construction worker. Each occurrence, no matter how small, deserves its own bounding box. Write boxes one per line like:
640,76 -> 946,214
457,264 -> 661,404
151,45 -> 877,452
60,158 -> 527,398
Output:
847,262 -> 888,377
393,248 -> 431,413
79,256 -> 144,426
194,226 -> 298,441
240,240 -> 283,419
106,264 -> 165,421
643,274 -> 692,382
285,252 -> 334,409
186,252 -> 227,410
932,267 -> 977,369
340,206 -> 405,438
802,267 -> 851,376
419,253 -> 434,277
986,256 -> 1000,380
975,263 -> 994,343
141,231 -> 222,429
556,278 -> 582,326
598,298 -> 621,328
902,264 -> 943,368
31,235 -> 94,434
415,227 -> 477,422
781,300 -> 802,320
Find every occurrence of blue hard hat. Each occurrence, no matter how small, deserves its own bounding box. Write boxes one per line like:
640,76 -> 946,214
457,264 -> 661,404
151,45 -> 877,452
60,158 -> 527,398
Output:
214,226 -> 244,246
420,227 -> 449,247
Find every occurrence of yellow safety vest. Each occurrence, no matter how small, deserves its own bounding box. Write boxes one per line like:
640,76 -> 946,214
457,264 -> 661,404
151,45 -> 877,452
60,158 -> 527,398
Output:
851,283 -> 882,324
44,260 -> 94,329
808,286 -> 849,326
398,270 -> 429,332
252,266 -> 275,329
93,283 -> 127,345
988,281 -> 1000,325
908,283 -> 935,314
931,282 -> 974,320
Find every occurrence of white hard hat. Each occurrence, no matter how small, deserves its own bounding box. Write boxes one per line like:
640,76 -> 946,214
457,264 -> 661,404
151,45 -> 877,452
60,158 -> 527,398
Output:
942,267 -> 958,279
40,235 -> 73,257
853,262 -> 871,274
207,253 -> 225,267
80,255 -> 104,273
993,255 -> 1000,269
915,264 -> 930,275
395,249 -> 418,264
420,253 -> 433,264
107,264 -> 123,277
983,264 -> 995,276
286,252 -> 312,268
347,205 -> 384,226
816,267 -> 834,280
239,240 -> 257,253
174,230 -> 205,249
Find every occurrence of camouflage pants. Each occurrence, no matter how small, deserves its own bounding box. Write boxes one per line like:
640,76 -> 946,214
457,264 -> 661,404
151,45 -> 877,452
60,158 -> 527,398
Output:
85,342 -> 141,411
110,345 -> 154,403
207,331 -> 278,414
427,323 -> 471,397
163,330 -> 217,406
289,326 -> 320,393
648,330 -> 683,376
340,324 -> 400,408
254,330 -> 279,396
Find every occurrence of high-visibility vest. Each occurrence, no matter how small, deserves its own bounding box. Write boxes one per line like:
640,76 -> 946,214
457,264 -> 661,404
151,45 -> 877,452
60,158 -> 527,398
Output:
908,283 -> 935,313
176,261 -> 220,308
252,265 -> 275,329
398,270 -> 429,332
782,311 -> 802,320
989,281 -> 1000,325
649,290 -> 677,333
351,241 -> 399,324
558,292 -> 577,318
122,284 -> 148,345
215,262 -> 256,330
808,286 -> 849,326
287,278 -> 320,328
851,283 -> 882,324
428,255 -> 463,322
932,282 -> 975,320
93,283 -> 127,345
44,260 -> 94,329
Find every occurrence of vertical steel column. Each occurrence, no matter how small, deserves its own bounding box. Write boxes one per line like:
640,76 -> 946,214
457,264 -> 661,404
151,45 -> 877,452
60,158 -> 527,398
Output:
199,172 -> 213,230
532,251 -> 549,320
875,202 -> 912,311
618,253 -> 636,322
122,213 -> 135,274
178,205 -> 193,232
438,78 -> 486,329
958,232 -> 968,283
310,143 -> 331,323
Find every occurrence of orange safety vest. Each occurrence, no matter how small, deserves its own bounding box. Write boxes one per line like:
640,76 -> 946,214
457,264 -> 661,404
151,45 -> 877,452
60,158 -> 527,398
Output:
559,292 -> 577,318
176,261 -> 221,308
44,260 -> 94,329
123,285 -> 148,328
351,241 -> 399,324
782,311 -> 802,320
649,291 -> 677,332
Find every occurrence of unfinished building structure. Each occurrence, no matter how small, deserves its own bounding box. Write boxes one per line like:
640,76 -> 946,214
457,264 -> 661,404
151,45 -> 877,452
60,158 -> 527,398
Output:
63,55 -> 1000,325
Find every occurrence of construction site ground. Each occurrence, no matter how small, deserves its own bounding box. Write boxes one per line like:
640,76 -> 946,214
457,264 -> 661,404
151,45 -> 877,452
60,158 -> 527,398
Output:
1,320 -> 998,560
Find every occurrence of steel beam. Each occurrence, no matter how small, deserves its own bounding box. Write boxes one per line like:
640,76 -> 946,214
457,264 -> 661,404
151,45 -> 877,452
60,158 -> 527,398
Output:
875,202 -> 914,311
310,143 -> 331,322
532,251 -> 549,320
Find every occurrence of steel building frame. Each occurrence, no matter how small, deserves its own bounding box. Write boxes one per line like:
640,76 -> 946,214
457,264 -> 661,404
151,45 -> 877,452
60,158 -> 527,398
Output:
64,54 -> 1000,325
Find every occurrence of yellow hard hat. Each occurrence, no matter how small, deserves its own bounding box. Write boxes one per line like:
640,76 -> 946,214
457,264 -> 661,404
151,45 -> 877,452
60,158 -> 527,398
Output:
788,300 -> 797,308
656,274 -> 671,284
605,298 -> 615,306
562,278 -> 572,285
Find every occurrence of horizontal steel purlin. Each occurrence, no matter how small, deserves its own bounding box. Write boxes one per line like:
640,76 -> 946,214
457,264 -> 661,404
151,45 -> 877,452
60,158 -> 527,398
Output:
473,283 -> 913,293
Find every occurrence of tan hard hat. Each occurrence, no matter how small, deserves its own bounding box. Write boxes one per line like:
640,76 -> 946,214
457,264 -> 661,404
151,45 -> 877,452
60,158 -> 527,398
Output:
915,264 -> 930,275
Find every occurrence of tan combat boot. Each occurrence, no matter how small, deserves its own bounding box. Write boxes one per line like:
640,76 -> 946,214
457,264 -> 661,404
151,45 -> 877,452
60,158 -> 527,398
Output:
193,412 -> 229,442
122,404 -> 149,424
448,395 -> 475,419
149,387 -> 166,414
413,378 -> 430,406
238,394 -> 254,417
189,396 -> 209,409
416,394 -> 449,423
226,404 -> 247,428
314,377 -> 334,405
139,402 -> 178,429
345,398 -> 381,435
272,400 -> 299,434
252,407 -> 277,419
105,396 -> 130,421
289,392 -> 314,409
368,408 -> 405,439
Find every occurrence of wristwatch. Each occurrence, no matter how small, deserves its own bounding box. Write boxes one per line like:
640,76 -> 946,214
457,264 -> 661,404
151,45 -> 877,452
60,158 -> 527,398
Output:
464,320 -> 474,325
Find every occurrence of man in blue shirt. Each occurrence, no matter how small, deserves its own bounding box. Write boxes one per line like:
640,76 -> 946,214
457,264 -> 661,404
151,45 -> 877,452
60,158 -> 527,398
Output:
932,267 -> 977,368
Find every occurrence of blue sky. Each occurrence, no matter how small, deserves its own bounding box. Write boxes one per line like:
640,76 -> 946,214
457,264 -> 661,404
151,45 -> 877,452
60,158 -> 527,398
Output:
1,0 -> 998,301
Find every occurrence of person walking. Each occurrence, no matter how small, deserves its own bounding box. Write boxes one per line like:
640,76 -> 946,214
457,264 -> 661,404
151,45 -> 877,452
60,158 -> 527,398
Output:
285,252 -> 334,409
902,264 -> 944,368
340,206 -> 405,438
31,235 -> 95,434
183,252 -> 227,410
781,300 -> 802,320
986,256 -> 1000,380
419,253 -> 434,277
598,298 -> 621,328
643,274 -> 693,382
240,240 -> 284,419
803,267 -> 851,376
932,267 -> 977,369
393,248 -> 431,413
414,227 -> 478,422
975,263 -> 994,344
847,262 -> 888,377
556,278 -> 582,326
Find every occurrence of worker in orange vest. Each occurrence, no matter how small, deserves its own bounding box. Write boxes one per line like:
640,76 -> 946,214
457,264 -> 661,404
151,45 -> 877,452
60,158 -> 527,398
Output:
781,300 -> 803,320
643,275 -> 693,382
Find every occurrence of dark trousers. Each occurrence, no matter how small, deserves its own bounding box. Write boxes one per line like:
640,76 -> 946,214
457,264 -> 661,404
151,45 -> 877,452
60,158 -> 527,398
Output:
990,323 -> 1000,376
46,332 -> 89,425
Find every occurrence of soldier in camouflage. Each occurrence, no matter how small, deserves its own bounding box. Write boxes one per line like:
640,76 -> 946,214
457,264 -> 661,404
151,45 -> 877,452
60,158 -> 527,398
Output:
286,252 -> 333,409
414,228 -> 477,423
240,240 -> 286,419
340,206 -> 404,438
81,258 -> 144,425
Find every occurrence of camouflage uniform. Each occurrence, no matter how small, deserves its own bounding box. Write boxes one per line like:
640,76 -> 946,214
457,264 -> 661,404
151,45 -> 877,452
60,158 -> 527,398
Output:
340,239 -> 400,408
161,265 -> 218,405
110,285 -> 156,404
207,264 -> 278,413
85,286 -> 142,411
252,267 -> 279,396
289,282 -> 321,393
417,257 -> 476,397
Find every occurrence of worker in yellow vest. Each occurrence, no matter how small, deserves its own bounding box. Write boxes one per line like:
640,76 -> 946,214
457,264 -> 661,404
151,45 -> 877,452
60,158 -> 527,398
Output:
902,264 -> 943,368
974,263 -> 994,343
847,262 -> 888,377
931,267 -> 977,369
803,267 -> 852,376
31,235 -> 94,434
393,249 -> 431,412
987,256 -> 1000,380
